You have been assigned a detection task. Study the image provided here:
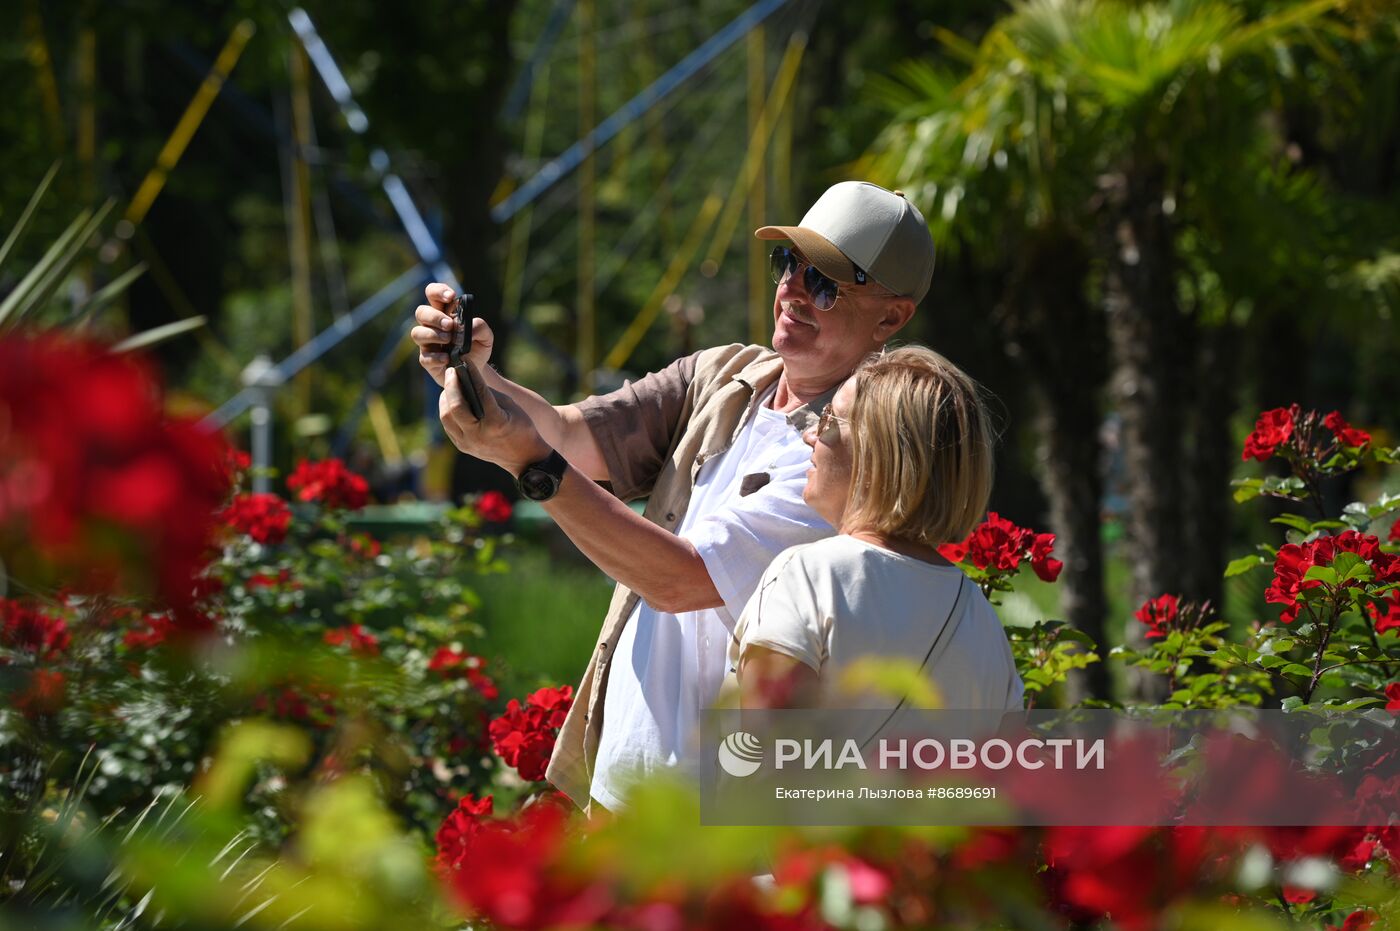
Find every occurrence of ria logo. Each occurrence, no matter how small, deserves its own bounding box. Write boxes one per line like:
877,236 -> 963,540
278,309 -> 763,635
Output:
717,731 -> 763,777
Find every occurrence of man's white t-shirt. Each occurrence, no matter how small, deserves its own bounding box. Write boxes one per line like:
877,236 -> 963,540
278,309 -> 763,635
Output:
589,390 -> 830,810
730,535 -> 1025,719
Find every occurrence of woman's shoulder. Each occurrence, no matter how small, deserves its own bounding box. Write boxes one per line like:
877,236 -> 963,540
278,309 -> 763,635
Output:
765,536 -> 876,575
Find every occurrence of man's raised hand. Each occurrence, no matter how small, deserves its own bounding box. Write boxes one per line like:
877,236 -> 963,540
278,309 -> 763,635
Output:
439,358 -> 550,476
412,282 -> 494,387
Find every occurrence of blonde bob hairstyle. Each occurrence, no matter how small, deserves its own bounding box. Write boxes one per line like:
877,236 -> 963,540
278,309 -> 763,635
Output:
840,345 -> 994,546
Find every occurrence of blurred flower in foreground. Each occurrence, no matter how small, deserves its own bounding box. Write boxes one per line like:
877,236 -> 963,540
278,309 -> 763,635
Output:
0,334 -> 229,616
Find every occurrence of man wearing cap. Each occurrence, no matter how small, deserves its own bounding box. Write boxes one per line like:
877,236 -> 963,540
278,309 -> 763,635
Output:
414,181 -> 935,812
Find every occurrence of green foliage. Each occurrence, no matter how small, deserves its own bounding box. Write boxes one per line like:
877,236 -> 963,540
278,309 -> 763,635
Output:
1007,620 -> 1100,708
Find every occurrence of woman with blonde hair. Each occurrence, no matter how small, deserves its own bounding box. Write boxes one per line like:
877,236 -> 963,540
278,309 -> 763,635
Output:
729,345 -> 1023,715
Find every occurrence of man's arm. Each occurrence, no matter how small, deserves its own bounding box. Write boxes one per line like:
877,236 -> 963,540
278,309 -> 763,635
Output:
439,361 -> 723,614
543,462 -> 724,614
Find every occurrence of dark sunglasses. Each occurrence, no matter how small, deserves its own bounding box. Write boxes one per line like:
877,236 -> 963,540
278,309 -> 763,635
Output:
769,246 -> 842,311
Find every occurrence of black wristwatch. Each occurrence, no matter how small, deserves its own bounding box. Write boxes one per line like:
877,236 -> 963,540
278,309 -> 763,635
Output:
516,449 -> 568,501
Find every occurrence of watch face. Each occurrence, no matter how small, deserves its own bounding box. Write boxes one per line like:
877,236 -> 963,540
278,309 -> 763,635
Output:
519,468 -> 558,501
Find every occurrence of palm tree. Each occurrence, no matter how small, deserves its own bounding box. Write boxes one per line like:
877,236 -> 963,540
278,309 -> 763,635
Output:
859,0 -> 1349,699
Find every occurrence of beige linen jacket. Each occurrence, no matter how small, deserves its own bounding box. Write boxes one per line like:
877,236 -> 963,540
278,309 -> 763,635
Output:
544,342 -> 835,811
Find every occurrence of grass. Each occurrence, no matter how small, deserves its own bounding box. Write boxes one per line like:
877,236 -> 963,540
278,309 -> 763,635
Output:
471,542 -> 615,698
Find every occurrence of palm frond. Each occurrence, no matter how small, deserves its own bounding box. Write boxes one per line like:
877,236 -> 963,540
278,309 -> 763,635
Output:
0,161 -> 61,270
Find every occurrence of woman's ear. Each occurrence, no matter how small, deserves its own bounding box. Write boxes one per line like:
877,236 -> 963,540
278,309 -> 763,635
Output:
872,298 -> 916,342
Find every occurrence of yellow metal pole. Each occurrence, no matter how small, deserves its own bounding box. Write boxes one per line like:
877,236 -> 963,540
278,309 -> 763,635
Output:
23,0 -> 64,154
746,27 -> 767,345
577,0 -> 597,393
699,34 -> 806,276
122,20 -> 256,231
774,53 -> 795,230
288,43 -> 316,415
366,392 -> 404,466
502,62 -> 551,324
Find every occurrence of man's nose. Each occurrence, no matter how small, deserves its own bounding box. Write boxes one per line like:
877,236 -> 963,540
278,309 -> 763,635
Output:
801,425 -> 817,447
778,266 -> 809,301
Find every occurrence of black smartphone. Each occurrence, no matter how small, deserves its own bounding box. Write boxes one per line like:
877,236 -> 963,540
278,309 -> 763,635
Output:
445,293 -> 485,420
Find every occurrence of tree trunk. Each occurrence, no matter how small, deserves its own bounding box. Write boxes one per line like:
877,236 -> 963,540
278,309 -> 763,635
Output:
1182,320 -> 1239,611
999,227 -> 1112,701
440,0 -> 518,504
1098,162 -> 1190,701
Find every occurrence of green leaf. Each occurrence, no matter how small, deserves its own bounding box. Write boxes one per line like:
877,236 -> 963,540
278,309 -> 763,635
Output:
71,262 -> 148,325
1303,565 -> 1338,586
1270,514 -> 1314,533
6,199 -> 116,325
1281,663 -> 1315,678
1232,478 -> 1265,503
1280,696 -> 1303,711
113,316 -> 208,353
0,206 -> 94,327
0,160 -> 61,270
1225,554 -> 1267,577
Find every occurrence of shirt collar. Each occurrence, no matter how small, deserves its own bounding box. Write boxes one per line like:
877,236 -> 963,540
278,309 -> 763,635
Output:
731,352 -> 843,434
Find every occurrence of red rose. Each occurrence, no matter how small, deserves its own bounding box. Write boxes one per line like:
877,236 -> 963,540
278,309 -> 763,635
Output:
15,669 -> 67,718
440,802 -> 610,930
247,568 -> 298,590
435,792 -> 495,875
1029,531 -> 1064,582
225,448 -> 253,479
323,623 -> 379,656
488,685 -> 573,781
937,540 -> 969,563
966,512 -> 1025,571
348,534 -> 382,559
219,493 -> 292,545
1386,683 -> 1400,712
0,336 -> 230,613
1323,411 -> 1371,449
0,599 -> 71,659
477,490 -> 513,523
1282,885 -> 1316,905
1328,910 -> 1376,931
1368,592 -> 1400,635
123,614 -> 176,651
1042,826 -> 1210,931
428,646 -> 499,700
1134,594 -> 1180,640
1241,407 -> 1295,461
286,458 -> 370,510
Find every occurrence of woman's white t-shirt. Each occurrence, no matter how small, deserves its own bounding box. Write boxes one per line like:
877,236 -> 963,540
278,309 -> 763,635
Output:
730,535 -> 1024,713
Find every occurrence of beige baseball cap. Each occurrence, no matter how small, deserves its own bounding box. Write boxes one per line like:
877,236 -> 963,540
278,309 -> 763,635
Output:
755,181 -> 936,303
